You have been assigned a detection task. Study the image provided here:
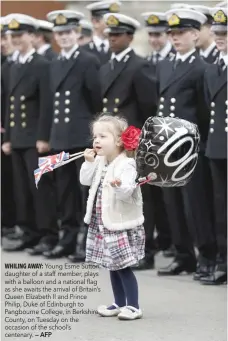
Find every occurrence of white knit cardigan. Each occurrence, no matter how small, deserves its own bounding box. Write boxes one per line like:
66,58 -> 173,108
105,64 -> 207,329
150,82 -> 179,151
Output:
80,153 -> 144,231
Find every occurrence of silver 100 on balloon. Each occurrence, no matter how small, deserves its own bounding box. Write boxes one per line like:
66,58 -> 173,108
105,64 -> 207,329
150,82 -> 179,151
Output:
136,116 -> 200,187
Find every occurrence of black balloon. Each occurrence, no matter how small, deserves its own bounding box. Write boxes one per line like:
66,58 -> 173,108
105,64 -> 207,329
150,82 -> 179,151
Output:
136,116 -> 200,187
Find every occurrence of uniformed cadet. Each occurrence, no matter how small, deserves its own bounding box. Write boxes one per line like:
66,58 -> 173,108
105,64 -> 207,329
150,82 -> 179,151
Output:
201,7 -> 227,285
45,10 -> 102,259
1,17 -> 17,237
84,0 -> 122,65
78,19 -> 93,46
142,12 -> 176,72
1,14 -> 58,252
33,19 -> 57,61
139,12 -> 176,259
184,5 -> 220,63
100,12 -> 158,269
156,8 -> 215,277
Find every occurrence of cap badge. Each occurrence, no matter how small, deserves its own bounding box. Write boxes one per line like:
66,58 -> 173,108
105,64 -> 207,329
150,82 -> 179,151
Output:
109,3 -> 120,12
147,15 -> 160,25
213,10 -> 227,23
107,15 -> 119,26
8,19 -> 20,29
55,14 -> 67,25
168,14 -> 180,26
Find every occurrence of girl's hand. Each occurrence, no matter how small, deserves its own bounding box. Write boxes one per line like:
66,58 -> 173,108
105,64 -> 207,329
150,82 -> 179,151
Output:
84,149 -> 96,162
110,178 -> 122,187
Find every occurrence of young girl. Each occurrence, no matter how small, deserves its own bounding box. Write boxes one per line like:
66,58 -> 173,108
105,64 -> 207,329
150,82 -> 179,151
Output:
79,115 -> 145,321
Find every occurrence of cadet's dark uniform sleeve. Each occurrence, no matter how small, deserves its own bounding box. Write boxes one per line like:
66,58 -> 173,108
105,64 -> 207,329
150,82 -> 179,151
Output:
203,69 -> 211,109
84,56 -> 102,114
37,60 -> 53,142
132,62 -> 158,124
3,94 -> 11,143
2,63 -> 10,142
195,67 -> 210,145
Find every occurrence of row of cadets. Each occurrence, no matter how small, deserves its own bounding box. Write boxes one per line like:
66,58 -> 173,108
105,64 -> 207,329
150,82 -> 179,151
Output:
153,7 -> 214,278
2,14 -> 59,252
153,3 -> 227,285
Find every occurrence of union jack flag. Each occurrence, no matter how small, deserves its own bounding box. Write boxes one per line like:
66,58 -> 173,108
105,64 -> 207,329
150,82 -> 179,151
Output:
34,151 -> 69,188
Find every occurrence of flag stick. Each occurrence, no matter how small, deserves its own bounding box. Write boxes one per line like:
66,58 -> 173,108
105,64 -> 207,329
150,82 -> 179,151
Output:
69,151 -> 84,158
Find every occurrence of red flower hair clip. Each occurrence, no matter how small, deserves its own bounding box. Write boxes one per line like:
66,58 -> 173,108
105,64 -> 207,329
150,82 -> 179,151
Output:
121,126 -> 141,151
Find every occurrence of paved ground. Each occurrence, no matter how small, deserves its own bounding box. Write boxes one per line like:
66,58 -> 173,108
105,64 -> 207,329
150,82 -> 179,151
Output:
1,250 -> 226,341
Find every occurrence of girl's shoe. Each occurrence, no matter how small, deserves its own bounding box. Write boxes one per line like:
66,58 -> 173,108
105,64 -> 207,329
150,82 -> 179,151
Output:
117,306 -> 143,320
97,303 -> 121,317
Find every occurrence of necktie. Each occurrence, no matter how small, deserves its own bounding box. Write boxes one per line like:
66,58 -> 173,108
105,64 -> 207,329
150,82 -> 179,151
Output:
218,58 -> 226,71
174,58 -> 182,69
110,58 -> 118,70
100,43 -> 106,53
152,53 -> 160,65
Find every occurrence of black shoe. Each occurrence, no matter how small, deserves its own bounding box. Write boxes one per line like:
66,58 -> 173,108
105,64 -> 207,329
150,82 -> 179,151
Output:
163,245 -> 176,258
4,226 -> 24,240
2,236 -> 40,252
26,242 -> 54,255
1,226 -> 16,237
132,257 -> 155,270
157,259 -> 196,276
68,249 -> 86,263
193,257 -> 215,281
43,244 -> 74,259
200,265 -> 227,285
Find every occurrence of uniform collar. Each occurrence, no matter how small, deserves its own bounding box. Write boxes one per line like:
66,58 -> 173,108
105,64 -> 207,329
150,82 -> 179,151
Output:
176,48 -> 196,62
37,44 -> 51,55
219,52 -> 228,66
153,41 -> 172,59
7,50 -> 19,62
19,48 -> 36,64
111,47 -> 132,62
200,42 -> 216,58
93,35 -> 109,52
61,44 -> 79,60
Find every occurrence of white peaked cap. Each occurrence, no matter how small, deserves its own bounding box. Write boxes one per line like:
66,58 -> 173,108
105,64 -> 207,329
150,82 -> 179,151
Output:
86,0 -> 122,11
79,19 -> 93,31
37,19 -> 53,31
141,12 -> 167,21
47,10 -> 84,23
5,13 -> 38,28
166,8 -> 207,25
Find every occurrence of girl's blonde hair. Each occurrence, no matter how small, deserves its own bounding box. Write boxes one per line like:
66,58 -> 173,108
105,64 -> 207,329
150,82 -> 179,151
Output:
91,113 -> 136,158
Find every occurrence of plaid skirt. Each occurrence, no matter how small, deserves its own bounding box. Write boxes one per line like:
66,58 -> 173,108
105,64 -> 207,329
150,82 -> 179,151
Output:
86,169 -> 145,271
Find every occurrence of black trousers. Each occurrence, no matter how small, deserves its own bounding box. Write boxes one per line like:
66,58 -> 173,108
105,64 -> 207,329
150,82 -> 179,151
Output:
162,154 -> 215,261
11,148 -> 58,243
141,184 -> 171,257
209,159 -> 227,258
54,148 -> 87,247
1,150 -> 16,228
